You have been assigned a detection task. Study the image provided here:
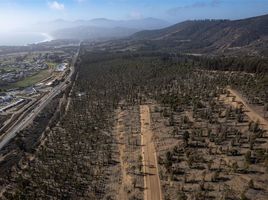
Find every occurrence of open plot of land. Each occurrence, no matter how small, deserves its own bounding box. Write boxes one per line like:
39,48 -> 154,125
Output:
226,88 -> 268,131
115,105 -> 144,200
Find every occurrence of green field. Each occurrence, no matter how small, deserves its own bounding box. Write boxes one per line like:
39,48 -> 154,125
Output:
3,62 -> 58,89
7,69 -> 52,89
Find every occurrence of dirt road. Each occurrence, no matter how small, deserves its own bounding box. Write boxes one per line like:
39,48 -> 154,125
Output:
140,105 -> 162,200
116,109 -> 132,200
227,88 -> 268,131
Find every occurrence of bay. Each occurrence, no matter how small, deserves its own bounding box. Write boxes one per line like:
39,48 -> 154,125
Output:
0,32 -> 53,46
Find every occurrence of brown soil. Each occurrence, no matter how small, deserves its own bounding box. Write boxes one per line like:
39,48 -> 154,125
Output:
227,88 -> 268,131
140,105 -> 163,200
116,108 -> 133,199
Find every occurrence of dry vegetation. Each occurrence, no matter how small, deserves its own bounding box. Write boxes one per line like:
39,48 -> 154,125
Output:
0,48 -> 267,200
116,105 -> 144,200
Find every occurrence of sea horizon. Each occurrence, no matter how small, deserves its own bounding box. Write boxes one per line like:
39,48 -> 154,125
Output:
0,31 -> 53,46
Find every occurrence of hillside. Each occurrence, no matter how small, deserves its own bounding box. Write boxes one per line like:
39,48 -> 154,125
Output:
131,14 -> 268,56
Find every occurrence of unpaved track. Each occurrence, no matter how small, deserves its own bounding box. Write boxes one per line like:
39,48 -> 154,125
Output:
116,109 -> 131,200
227,88 -> 268,131
140,105 -> 162,200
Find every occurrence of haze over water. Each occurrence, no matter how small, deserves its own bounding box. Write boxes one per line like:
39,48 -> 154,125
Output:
0,32 -> 53,46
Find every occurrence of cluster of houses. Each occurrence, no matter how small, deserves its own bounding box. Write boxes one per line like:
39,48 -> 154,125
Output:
0,51 -> 74,113
55,63 -> 68,72
0,51 -> 72,84
0,94 -> 13,104
0,86 -> 37,113
0,60 -> 48,83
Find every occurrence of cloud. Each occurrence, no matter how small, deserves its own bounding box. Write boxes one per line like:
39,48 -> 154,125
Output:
167,0 -> 222,16
48,1 -> 65,10
75,0 -> 86,3
129,11 -> 143,19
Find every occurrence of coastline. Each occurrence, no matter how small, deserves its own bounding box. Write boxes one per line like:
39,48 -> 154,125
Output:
0,32 -> 54,46
38,33 -> 54,44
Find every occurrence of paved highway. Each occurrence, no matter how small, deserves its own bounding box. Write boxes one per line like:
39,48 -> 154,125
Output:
0,46 -> 80,150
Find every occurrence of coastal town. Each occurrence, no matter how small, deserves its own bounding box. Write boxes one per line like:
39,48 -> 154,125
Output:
0,50 -> 72,85
0,43 -> 79,138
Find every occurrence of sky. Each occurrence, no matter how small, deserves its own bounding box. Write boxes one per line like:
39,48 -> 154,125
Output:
0,0 -> 268,31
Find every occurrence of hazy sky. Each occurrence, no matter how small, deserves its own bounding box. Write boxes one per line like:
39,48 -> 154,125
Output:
0,0 -> 268,31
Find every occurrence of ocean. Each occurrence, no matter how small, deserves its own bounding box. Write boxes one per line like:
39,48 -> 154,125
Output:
0,32 -> 53,46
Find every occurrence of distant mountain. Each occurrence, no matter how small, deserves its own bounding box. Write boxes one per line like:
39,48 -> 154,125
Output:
74,18 -> 169,30
33,19 -> 75,32
52,26 -> 138,40
131,14 -> 268,56
31,17 -> 170,41
33,18 -> 170,32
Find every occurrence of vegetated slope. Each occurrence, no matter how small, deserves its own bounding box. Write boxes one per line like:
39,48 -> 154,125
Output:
131,14 -> 268,55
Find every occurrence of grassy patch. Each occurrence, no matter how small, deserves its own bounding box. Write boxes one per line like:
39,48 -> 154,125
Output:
7,69 -> 51,89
